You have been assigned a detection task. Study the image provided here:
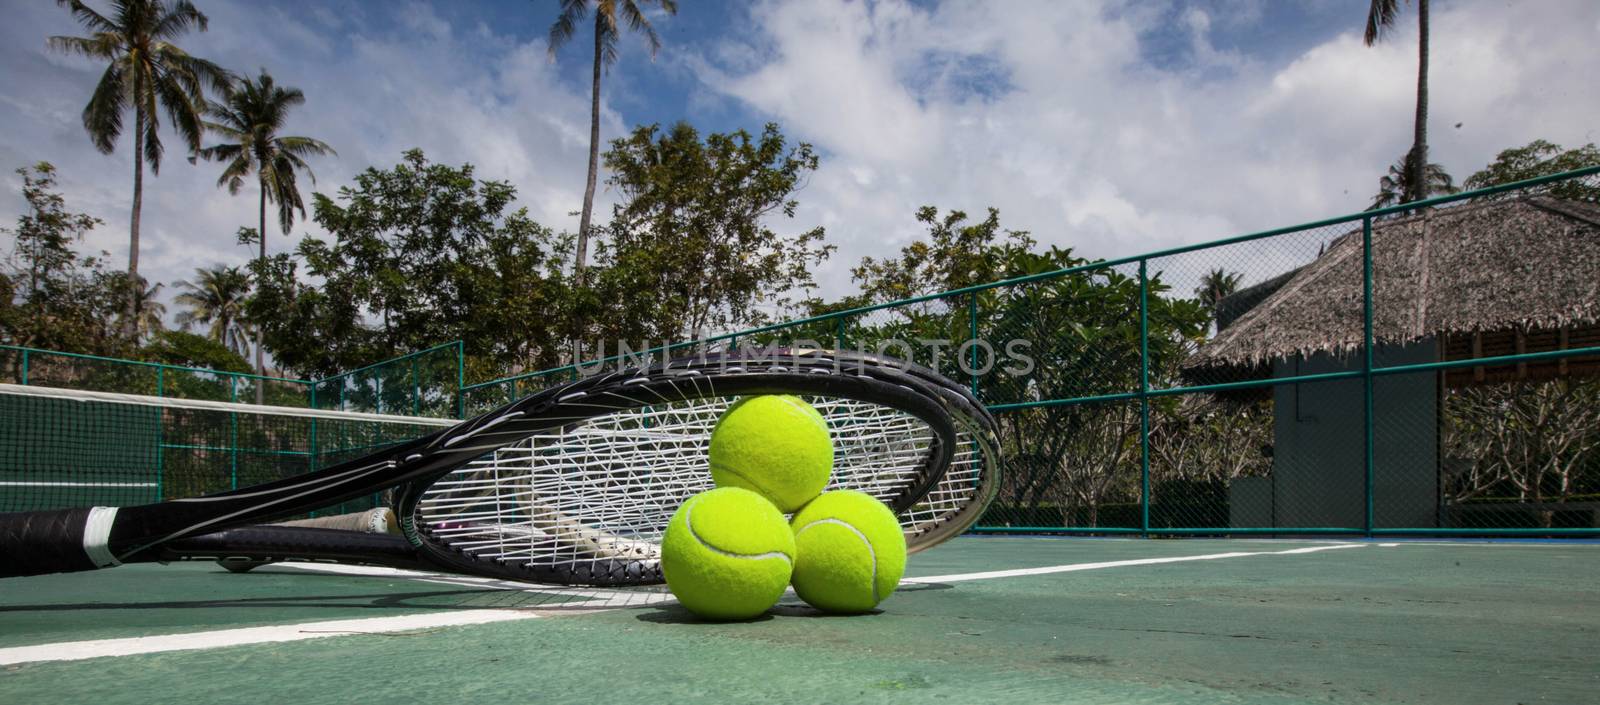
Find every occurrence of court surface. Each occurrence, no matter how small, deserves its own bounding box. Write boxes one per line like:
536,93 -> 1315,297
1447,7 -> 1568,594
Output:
2,536 -> 1596,704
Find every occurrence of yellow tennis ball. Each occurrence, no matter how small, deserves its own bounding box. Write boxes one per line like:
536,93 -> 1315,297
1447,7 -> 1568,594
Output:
789,489 -> 906,614
660,487 -> 796,620
709,395 -> 833,513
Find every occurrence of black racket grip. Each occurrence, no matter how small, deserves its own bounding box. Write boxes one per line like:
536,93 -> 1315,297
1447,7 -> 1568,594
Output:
162,526 -> 423,568
0,507 -> 101,578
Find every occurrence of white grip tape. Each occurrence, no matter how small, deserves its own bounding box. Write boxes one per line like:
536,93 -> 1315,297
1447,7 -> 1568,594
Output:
82,506 -> 121,568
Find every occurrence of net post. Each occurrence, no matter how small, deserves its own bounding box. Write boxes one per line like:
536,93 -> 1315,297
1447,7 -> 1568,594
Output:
229,376 -> 239,491
307,382 -> 320,476
1139,259 -> 1151,536
1362,215 -> 1375,537
155,366 -> 168,501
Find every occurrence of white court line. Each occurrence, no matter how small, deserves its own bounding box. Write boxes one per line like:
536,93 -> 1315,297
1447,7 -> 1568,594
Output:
905,543 -> 1365,584
0,610 -> 535,666
1,543 -> 1365,666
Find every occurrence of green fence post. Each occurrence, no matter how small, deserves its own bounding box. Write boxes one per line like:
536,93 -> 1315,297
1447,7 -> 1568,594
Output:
968,293 -> 980,396
309,384 -> 319,471
19,349 -> 28,385
835,315 -> 847,350
456,340 -> 466,420
229,376 -> 239,491
1139,259 -> 1151,536
1363,215 -> 1375,537
412,359 -> 421,416
156,366 -> 167,500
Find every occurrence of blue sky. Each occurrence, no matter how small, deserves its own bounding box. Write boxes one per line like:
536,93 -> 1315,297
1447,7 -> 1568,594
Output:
2,0 -> 1597,320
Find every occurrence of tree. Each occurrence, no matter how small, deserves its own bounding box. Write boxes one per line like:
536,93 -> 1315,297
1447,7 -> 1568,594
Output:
547,0 -> 678,290
251,150 -> 574,378
1364,0 -> 1430,204
597,122 -> 833,344
48,0 -> 230,335
852,206 -> 1035,304
141,329 -> 252,400
124,275 -> 165,341
173,264 -> 251,356
0,162 -> 122,356
1464,139 -> 1600,200
1194,268 -> 1242,320
1369,153 -> 1457,210
196,69 -> 335,387
835,209 -> 1213,526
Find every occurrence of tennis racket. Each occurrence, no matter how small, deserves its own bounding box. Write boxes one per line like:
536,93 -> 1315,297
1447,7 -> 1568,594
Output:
1,350 -> 999,586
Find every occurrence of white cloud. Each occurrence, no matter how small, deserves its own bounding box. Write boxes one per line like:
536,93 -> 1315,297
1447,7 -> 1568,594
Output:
690,0 -> 1600,296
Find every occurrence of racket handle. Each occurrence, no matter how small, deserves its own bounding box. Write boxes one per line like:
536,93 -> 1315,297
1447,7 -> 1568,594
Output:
0,507 -> 113,578
162,526 -> 421,568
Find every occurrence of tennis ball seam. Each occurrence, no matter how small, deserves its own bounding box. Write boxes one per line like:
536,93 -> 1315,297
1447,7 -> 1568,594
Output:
707,461 -> 771,498
686,497 -> 794,565
774,395 -> 830,435
796,517 -> 879,604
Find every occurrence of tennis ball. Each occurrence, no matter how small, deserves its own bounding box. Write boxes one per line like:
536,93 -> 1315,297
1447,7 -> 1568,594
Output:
660,487 -> 796,620
709,395 -> 833,512
789,490 -> 906,614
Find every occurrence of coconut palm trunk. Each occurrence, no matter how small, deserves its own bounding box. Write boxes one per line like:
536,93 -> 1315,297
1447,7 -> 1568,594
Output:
1408,0 -> 1429,203
547,0 -> 678,291
127,101 -> 145,338
256,185 -> 267,403
575,19 -> 604,289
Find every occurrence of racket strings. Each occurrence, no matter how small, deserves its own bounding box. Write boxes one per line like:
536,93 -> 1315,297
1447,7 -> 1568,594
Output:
414,396 -> 977,571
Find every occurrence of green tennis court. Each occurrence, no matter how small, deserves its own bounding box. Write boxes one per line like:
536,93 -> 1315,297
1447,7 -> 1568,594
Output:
4,536 -> 1596,704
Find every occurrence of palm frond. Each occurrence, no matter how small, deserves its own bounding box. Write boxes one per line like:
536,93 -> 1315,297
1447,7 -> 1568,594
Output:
152,0 -> 209,41
82,60 -> 128,153
141,88 -> 165,173
619,0 -> 665,58
1364,0 -> 1401,46
54,0 -> 119,34
213,155 -> 251,194
277,136 -> 335,161
46,33 -> 122,60
548,0 -> 590,56
153,65 -> 206,153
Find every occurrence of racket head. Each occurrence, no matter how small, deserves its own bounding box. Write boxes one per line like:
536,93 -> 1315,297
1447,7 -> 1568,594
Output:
396,349 -> 971,585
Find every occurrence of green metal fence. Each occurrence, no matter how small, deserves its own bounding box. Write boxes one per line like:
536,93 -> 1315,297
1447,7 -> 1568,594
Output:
465,166 -> 1600,537
309,341 -> 465,419
0,345 -> 315,404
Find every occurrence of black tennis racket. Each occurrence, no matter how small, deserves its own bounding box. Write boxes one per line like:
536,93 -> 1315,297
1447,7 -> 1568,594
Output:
1,350 -> 999,586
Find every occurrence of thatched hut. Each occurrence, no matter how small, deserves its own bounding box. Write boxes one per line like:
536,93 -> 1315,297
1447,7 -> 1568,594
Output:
1186,196 -> 1600,529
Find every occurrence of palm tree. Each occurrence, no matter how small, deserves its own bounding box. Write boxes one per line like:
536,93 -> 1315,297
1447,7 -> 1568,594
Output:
123,275 -> 165,341
48,0 -> 230,337
1368,154 -> 1457,210
195,69 -> 334,387
548,0 -> 678,290
1195,269 -> 1243,312
1364,0 -> 1430,204
173,264 -> 251,355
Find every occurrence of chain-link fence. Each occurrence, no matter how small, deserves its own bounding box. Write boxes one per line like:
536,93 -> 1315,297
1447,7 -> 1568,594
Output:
309,341 -> 465,419
465,166 -> 1600,537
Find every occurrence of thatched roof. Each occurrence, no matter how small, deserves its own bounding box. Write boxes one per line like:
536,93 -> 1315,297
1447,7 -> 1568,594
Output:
1188,197 -> 1600,368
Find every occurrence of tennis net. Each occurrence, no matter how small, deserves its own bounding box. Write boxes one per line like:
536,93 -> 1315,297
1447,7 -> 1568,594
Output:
0,382 -> 454,513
